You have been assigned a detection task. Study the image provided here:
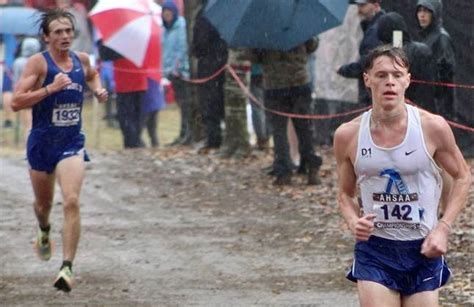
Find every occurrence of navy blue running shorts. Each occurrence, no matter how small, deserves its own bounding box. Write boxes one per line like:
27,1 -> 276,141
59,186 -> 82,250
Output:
346,235 -> 451,295
27,132 -> 90,174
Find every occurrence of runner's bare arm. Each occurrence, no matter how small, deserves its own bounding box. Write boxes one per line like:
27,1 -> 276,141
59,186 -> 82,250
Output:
78,52 -> 108,103
421,113 -> 472,257
334,122 -> 376,241
11,54 -> 47,111
430,118 -> 471,225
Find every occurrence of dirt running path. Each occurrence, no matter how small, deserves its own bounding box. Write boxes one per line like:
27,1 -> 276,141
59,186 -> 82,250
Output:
0,148 -> 470,306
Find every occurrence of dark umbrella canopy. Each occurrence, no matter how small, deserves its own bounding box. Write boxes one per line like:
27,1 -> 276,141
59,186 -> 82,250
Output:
204,0 -> 348,51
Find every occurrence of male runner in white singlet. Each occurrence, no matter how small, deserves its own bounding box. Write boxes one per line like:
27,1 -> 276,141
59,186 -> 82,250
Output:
333,45 -> 471,306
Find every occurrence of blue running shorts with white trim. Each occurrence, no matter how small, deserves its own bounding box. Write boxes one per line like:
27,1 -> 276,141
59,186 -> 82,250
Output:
346,235 -> 451,295
27,131 -> 90,174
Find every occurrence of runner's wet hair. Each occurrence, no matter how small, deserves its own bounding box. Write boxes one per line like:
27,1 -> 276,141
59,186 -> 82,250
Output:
38,8 -> 76,36
363,45 -> 410,72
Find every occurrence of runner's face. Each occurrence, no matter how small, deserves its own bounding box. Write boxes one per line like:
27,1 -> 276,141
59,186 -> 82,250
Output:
44,18 -> 74,51
417,7 -> 433,29
363,56 -> 410,108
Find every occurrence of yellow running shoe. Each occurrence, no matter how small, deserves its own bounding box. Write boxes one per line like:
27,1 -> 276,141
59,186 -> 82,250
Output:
54,266 -> 74,292
33,228 -> 53,261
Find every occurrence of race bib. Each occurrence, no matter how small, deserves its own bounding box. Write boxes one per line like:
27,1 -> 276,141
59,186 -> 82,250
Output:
372,193 -> 421,230
52,104 -> 80,126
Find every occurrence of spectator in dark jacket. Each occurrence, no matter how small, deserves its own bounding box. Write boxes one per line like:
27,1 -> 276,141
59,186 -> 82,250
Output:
337,0 -> 384,106
416,0 -> 456,120
377,12 -> 436,110
251,38 -> 323,186
191,2 -> 228,152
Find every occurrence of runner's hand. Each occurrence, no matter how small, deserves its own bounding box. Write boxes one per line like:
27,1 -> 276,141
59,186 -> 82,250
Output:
354,214 -> 376,241
94,88 -> 108,103
421,223 -> 449,258
51,72 -> 72,92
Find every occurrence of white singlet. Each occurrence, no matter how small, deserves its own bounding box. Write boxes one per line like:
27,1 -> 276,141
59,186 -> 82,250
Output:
354,104 -> 442,240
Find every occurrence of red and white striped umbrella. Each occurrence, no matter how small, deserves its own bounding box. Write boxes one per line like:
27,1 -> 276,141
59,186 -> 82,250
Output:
89,0 -> 161,74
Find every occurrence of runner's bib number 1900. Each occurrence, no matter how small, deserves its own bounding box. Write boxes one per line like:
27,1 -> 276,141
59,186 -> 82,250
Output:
52,104 -> 80,126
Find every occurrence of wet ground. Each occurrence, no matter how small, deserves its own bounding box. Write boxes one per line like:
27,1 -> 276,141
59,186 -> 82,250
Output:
0,147 -> 472,306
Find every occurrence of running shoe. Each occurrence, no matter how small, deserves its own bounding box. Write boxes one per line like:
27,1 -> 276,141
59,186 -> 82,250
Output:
33,228 -> 53,261
54,266 -> 74,292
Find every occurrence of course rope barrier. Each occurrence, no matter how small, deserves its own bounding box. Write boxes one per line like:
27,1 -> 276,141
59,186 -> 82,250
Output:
228,65 -> 474,131
406,99 -> 474,132
411,79 -> 474,90
3,61 -> 470,131
226,65 -> 370,119
179,65 -> 227,84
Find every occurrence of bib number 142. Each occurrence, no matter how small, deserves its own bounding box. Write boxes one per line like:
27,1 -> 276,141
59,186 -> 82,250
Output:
380,204 -> 412,220
374,203 -> 421,224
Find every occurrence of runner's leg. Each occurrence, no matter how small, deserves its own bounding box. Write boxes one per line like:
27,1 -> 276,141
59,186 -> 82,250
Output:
29,169 -> 55,229
402,290 -> 439,307
358,280 -> 401,307
55,155 -> 85,262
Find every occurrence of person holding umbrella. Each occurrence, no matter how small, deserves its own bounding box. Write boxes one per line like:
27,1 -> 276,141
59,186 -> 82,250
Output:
251,38 -> 323,186
89,0 -> 162,149
11,9 -> 108,292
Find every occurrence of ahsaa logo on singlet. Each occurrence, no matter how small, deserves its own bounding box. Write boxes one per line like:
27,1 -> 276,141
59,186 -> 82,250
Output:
373,168 -> 419,203
381,169 -> 408,194
372,168 -> 424,229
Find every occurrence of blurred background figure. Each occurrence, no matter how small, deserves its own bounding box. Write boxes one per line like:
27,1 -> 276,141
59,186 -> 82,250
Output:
377,12 -> 435,110
1,33 -> 17,129
98,59 -> 117,128
161,0 -> 191,145
415,0 -> 455,120
252,38 -> 323,186
141,77 -> 166,148
12,37 -> 42,141
191,1 -> 228,153
337,0 -> 384,106
248,63 -> 271,151
113,58 -> 147,149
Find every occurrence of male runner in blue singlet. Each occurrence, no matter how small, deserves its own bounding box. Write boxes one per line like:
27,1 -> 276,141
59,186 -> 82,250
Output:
12,9 -> 108,292
333,45 -> 471,306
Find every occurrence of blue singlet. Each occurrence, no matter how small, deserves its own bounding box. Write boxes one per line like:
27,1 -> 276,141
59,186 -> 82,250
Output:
27,51 -> 89,173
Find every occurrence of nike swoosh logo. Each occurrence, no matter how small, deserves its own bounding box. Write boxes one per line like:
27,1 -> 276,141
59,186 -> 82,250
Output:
405,149 -> 417,156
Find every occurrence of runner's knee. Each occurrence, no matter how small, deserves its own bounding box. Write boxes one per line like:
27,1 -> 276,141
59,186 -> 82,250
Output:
62,195 -> 80,212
